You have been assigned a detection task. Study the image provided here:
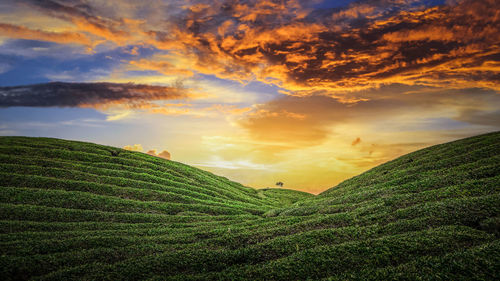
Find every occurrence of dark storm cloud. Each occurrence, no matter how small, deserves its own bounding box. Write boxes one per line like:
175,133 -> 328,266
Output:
0,82 -> 188,108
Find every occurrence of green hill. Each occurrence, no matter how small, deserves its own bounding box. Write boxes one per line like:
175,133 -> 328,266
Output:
0,132 -> 498,280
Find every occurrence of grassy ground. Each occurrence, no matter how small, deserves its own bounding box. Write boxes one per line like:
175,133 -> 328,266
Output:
0,132 -> 498,280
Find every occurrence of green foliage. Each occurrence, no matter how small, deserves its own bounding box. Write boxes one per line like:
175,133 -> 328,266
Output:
0,132 -> 499,280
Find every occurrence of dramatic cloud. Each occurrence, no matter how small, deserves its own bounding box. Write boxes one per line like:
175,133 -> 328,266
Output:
0,82 -> 189,109
138,0 -> 500,98
2,0 -> 497,101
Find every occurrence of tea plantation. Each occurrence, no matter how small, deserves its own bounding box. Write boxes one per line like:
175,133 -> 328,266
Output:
0,132 -> 499,280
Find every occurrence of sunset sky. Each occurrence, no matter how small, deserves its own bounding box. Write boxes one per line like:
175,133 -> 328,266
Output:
0,0 -> 498,193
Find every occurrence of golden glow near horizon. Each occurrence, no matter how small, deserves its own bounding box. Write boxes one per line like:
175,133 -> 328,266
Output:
0,0 -> 499,193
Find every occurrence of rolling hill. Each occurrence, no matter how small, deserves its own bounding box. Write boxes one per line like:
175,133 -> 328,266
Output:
0,132 -> 499,280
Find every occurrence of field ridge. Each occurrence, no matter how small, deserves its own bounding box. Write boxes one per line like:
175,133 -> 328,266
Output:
0,132 -> 498,280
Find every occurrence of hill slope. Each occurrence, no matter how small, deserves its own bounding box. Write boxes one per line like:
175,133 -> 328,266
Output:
0,132 -> 499,280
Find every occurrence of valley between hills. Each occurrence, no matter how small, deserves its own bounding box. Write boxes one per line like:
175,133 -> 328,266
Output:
0,132 -> 499,280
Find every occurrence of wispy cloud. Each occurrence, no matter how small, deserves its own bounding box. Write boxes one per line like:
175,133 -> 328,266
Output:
193,156 -> 273,170
0,23 -> 92,49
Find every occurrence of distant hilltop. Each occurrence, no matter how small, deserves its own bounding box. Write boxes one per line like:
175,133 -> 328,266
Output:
0,131 -> 498,280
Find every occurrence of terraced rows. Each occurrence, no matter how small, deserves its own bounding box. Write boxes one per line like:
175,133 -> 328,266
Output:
0,132 -> 499,280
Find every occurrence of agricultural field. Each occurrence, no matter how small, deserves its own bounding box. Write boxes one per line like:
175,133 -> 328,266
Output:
0,132 -> 499,280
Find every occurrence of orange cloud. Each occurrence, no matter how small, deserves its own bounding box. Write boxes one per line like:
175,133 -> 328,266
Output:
240,106 -> 326,147
129,58 -> 194,77
239,85 -> 500,150
124,146 -> 171,160
205,104 -> 252,115
6,0 -> 499,100
331,3 -> 377,20
124,144 -> 143,152
145,0 -> 499,99
147,149 -> 171,160
0,23 -> 92,47
71,18 -> 130,46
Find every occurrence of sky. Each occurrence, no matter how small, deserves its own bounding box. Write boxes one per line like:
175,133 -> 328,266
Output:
0,0 -> 498,194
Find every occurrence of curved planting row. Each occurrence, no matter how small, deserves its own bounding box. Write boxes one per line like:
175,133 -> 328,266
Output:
0,132 -> 498,280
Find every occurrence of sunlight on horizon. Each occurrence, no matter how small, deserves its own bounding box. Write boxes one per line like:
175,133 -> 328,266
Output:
0,0 -> 499,193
